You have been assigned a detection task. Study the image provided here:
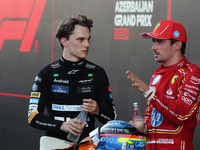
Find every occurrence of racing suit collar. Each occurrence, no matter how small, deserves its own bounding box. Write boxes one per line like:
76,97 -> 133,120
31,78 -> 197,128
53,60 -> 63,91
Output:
156,56 -> 187,74
60,56 -> 86,67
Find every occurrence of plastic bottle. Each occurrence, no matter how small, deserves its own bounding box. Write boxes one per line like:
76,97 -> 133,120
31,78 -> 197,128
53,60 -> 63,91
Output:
67,110 -> 88,142
132,102 -> 144,132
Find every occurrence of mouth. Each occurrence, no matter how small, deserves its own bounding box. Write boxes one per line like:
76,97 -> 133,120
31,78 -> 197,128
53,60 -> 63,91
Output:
82,50 -> 88,53
153,51 -> 160,58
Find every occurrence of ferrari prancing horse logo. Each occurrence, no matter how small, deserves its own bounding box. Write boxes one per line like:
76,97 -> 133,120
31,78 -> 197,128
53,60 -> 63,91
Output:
171,75 -> 179,84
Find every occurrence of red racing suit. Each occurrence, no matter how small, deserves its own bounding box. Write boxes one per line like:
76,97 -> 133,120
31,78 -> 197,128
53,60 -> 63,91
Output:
143,56 -> 200,150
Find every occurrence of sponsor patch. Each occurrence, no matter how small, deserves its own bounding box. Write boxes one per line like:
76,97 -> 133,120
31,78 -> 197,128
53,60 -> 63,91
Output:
78,78 -> 93,84
166,87 -> 172,95
78,60 -> 85,66
28,111 -> 39,124
30,98 -> 39,104
181,96 -> 193,105
28,104 -> 38,117
53,73 -> 59,77
85,63 -> 96,69
54,116 -> 65,121
190,76 -> 200,85
53,78 -> 69,84
173,31 -> 180,38
152,75 -> 161,85
32,83 -> 38,91
151,108 -> 163,127
68,69 -> 79,75
34,76 -> 42,83
31,92 -> 41,98
108,86 -> 111,92
52,104 -> 82,111
171,75 -> 179,84
77,86 -> 93,93
148,138 -> 174,144
155,23 -> 160,30
51,85 -> 69,94
51,62 -> 60,69
88,73 -> 93,77
109,93 -> 113,99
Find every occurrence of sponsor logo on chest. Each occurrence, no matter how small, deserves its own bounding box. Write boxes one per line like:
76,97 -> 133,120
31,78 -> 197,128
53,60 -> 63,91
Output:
53,78 -> 69,84
77,86 -> 93,93
51,85 -> 69,94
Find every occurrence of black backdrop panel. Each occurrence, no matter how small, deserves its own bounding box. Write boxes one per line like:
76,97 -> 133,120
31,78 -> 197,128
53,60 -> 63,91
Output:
0,0 -> 200,149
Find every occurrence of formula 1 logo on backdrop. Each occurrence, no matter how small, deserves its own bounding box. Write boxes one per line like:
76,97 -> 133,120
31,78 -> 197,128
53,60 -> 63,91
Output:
0,0 -> 47,52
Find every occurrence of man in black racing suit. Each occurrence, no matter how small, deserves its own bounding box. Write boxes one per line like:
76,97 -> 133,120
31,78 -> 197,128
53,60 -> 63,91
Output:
28,15 -> 117,150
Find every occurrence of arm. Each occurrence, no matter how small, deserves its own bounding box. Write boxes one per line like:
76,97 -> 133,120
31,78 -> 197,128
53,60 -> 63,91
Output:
126,70 -> 200,125
92,67 -> 117,124
150,72 -> 200,125
28,69 -> 63,133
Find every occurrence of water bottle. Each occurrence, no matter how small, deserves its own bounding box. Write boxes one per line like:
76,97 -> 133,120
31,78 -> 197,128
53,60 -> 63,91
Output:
67,110 -> 88,142
132,102 -> 144,132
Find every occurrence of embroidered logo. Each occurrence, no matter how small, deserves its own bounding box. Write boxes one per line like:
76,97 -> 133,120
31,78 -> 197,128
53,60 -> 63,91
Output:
171,75 -> 179,84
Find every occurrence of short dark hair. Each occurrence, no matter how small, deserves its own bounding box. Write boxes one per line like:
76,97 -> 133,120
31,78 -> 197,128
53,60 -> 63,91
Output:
55,15 -> 93,50
170,39 -> 186,55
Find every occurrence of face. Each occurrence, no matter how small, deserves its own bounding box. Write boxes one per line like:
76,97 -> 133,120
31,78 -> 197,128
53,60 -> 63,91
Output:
151,39 -> 175,66
62,25 -> 91,62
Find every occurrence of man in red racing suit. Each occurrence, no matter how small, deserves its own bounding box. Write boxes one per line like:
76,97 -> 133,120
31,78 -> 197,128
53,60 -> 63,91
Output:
126,20 -> 200,150
143,56 -> 200,149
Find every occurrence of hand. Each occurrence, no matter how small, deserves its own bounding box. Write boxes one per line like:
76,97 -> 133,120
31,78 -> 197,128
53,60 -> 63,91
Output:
129,120 -> 146,133
81,99 -> 99,115
60,119 -> 84,136
126,70 -> 150,93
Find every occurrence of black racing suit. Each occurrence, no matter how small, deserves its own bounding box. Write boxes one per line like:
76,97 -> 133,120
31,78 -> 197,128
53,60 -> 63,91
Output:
28,57 -> 117,142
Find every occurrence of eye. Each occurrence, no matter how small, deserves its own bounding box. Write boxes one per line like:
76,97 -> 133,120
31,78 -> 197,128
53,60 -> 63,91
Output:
158,40 -> 163,43
78,38 -> 84,41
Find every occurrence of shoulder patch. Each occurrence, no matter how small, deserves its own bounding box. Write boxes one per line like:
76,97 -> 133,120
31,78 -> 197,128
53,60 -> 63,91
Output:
85,63 -> 96,69
51,62 -> 60,69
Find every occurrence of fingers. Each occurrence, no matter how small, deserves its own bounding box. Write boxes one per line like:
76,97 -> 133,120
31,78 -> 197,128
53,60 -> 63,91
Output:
129,120 -> 135,126
126,70 -> 137,83
60,119 -> 84,135
82,99 -> 96,110
81,99 -> 99,115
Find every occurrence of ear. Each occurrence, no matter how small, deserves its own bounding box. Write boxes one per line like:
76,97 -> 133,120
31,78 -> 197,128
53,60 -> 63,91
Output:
60,37 -> 67,47
174,41 -> 182,51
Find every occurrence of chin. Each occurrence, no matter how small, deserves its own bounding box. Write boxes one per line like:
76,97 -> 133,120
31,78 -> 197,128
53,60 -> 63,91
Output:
155,58 -> 162,63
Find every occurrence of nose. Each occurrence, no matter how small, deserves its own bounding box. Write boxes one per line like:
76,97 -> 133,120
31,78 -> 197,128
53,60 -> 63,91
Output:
83,40 -> 90,47
151,42 -> 157,50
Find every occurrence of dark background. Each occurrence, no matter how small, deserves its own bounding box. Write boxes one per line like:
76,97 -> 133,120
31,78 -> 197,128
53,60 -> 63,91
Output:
0,0 -> 200,149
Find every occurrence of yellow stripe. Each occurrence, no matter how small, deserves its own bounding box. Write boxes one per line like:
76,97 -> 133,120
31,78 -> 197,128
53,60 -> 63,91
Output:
149,124 -> 184,134
178,103 -> 197,119
180,140 -> 183,150
28,111 -> 39,124
117,137 -> 146,143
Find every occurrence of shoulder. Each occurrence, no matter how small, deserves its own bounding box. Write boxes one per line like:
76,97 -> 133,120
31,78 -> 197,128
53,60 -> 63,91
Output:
184,61 -> 200,74
84,60 -> 108,79
182,61 -> 200,84
85,60 -> 105,71
39,59 -> 62,76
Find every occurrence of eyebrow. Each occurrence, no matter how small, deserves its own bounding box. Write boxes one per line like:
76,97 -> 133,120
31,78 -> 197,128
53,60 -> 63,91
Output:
152,38 -> 165,42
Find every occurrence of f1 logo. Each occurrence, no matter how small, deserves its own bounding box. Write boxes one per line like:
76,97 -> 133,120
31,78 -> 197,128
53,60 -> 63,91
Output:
0,0 -> 47,52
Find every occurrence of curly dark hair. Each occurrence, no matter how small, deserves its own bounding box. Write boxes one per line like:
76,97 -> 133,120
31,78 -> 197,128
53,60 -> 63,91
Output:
55,15 -> 93,50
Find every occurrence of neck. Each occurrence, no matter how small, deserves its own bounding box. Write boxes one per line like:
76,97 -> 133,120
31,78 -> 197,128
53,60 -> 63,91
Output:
163,54 -> 184,67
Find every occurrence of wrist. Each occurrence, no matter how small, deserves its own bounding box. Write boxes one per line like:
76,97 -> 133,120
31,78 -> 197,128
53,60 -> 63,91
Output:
143,86 -> 156,101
